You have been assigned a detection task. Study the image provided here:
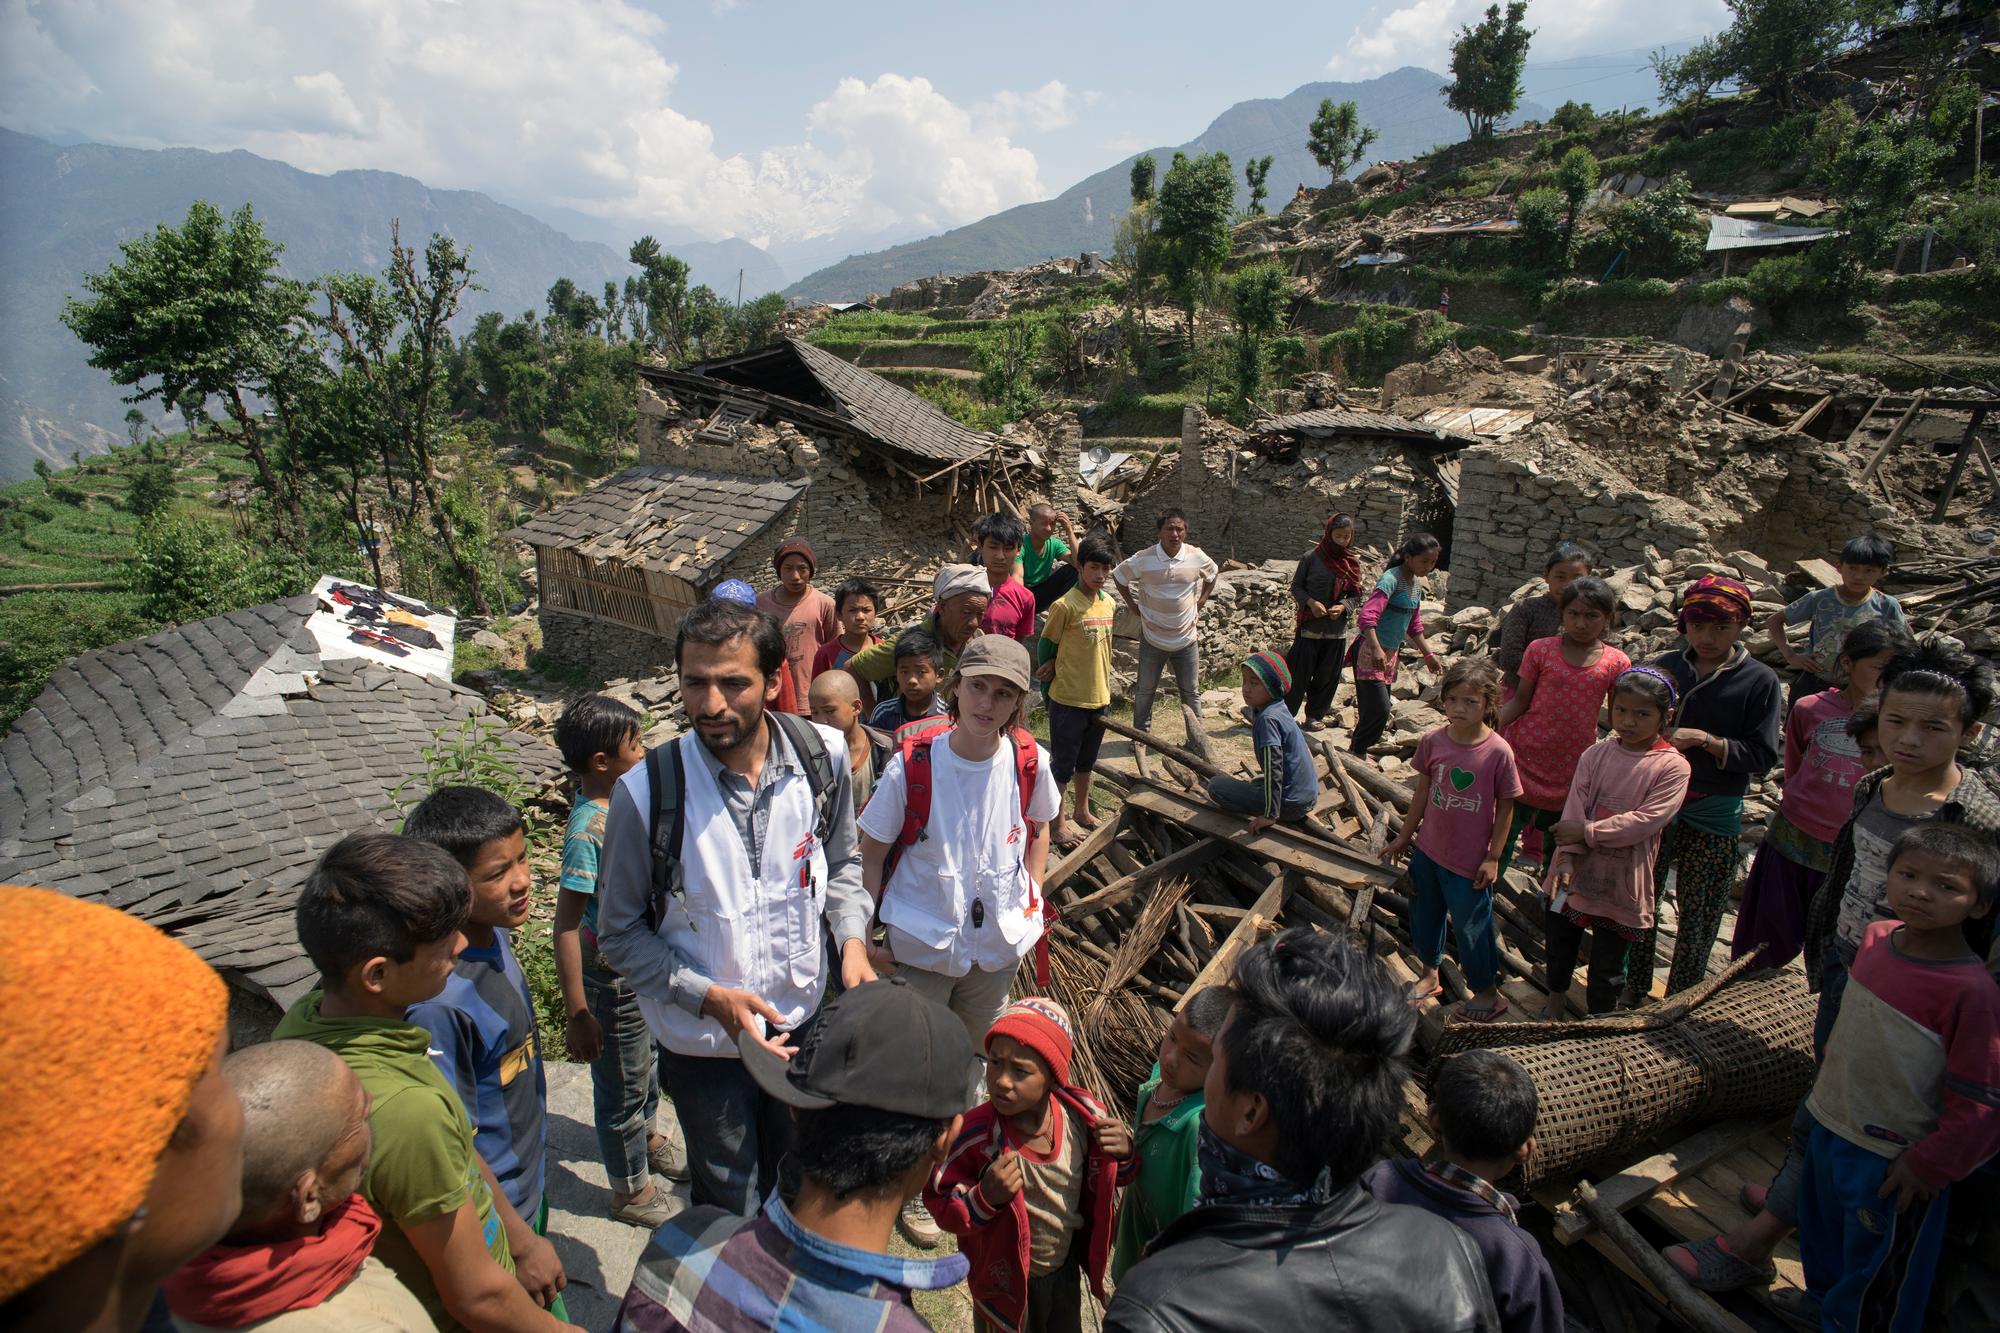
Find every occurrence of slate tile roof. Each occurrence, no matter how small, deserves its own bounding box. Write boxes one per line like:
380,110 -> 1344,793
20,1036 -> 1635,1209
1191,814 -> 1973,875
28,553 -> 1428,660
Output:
1256,407 -> 1482,451
782,339 -> 997,463
504,465 -> 808,580
0,598 -> 561,1007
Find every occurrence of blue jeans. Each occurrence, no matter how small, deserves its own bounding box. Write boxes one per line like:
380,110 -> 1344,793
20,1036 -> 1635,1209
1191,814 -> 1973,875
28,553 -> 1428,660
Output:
583,953 -> 660,1195
656,1006 -> 821,1216
1132,640 -> 1200,732
1799,1116 -> 1950,1333
1406,848 -> 1498,994
1206,773 -> 1311,822
1767,944 -> 1854,1225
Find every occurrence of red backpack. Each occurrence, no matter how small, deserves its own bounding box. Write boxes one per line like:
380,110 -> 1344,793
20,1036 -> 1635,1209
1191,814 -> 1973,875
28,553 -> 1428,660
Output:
884,716 -> 1056,987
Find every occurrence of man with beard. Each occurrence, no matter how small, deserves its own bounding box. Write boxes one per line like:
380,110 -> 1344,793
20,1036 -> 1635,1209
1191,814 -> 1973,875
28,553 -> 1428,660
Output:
597,597 -> 872,1216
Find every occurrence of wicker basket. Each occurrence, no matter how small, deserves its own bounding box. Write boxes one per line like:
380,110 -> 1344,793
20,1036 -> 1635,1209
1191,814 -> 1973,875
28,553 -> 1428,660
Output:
1428,957 -> 1815,1185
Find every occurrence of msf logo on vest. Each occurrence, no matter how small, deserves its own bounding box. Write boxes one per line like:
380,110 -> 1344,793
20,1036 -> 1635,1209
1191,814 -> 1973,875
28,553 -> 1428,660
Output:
793,832 -> 821,890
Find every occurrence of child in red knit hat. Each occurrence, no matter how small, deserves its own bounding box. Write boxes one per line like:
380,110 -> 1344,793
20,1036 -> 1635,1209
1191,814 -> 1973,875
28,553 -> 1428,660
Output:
925,997 -> 1135,1333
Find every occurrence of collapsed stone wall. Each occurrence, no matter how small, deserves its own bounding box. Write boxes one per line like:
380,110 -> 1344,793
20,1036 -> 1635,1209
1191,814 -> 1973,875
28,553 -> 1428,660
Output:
1125,404 -> 1412,563
539,610 -> 680,682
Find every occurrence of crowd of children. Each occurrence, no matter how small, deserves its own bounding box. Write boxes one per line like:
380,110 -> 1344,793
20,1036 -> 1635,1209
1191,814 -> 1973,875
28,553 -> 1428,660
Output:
13,499 -> 1998,1333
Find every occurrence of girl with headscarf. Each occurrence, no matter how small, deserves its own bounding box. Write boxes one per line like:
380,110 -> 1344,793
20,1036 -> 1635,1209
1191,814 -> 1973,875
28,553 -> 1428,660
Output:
1284,513 -> 1363,728
1624,574 -> 1783,1001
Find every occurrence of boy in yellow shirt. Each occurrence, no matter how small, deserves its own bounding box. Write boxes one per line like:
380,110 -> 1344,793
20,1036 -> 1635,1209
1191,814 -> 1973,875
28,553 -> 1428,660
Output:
1037,537 -> 1118,849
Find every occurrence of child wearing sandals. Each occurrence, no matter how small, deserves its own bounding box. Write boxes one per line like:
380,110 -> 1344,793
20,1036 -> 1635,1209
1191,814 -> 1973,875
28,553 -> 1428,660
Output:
1539,668 -> 1690,1019
1381,659 -> 1521,1024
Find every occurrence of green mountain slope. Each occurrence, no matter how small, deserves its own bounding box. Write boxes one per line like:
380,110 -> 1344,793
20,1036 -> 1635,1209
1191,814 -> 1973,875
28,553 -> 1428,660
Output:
784,67 -> 1546,304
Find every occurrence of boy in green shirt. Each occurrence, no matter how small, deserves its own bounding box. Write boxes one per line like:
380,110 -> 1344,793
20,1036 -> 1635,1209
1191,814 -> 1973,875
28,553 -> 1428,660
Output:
1037,537 -> 1118,849
276,831 -> 568,1333
1024,502 -> 1080,613
1110,986 -> 1233,1279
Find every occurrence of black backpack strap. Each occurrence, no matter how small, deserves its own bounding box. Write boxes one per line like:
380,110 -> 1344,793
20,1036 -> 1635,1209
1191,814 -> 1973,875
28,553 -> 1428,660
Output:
644,739 -> 687,932
773,711 -> 839,842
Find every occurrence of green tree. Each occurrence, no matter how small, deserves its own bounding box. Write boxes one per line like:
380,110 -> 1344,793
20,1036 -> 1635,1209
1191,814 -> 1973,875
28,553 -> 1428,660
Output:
628,236 -> 693,358
1550,100 -> 1597,135
1129,154 -> 1157,205
1602,173 -> 1705,274
124,460 -> 176,519
1704,0 -> 1856,110
977,320 -> 1042,420
1444,2 -> 1534,139
1514,187 -> 1569,272
1244,156 -> 1275,215
1224,262 -> 1290,413
61,201 -> 312,544
1155,151 -> 1236,347
1650,36 -> 1729,109
735,292 -> 790,352
1307,99 -> 1378,181
1555,146 -> 1599,263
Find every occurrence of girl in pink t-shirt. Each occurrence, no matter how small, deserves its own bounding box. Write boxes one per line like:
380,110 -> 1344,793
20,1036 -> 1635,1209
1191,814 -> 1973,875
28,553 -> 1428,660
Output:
1731,618 -> 1910,968
1495,577 -> 1630,874
1541,668 -> 1691,1017
1381,659 -> 1521,1022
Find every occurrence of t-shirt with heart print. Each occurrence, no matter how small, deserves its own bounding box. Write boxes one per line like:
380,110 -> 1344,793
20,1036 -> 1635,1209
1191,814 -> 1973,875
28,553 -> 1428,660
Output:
1413,727 -> 1524,880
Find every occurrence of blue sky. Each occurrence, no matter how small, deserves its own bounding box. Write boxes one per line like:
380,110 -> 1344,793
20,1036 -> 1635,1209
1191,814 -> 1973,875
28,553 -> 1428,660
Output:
3,0 -> 1731,262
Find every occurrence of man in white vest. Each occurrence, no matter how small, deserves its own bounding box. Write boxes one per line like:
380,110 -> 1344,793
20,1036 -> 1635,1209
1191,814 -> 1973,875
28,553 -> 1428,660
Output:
597,597 -> 874,1214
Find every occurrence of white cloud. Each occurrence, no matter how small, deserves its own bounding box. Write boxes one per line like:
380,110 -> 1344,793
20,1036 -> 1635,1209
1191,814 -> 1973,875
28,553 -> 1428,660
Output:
1327,0 -> 1727,78
978,80 -> 1082,133
0,0 -> 1052,247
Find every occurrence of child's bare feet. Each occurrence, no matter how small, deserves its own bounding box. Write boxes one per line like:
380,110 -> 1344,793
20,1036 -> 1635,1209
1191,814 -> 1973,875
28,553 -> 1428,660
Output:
1051,820 -> 1081,850
1074,807 -> 1102,830
1535,998 -> 1567,1022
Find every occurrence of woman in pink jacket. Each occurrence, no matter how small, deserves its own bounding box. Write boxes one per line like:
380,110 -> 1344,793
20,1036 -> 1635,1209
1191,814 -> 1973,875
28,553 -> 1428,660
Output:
1540,667 -> 1692,1018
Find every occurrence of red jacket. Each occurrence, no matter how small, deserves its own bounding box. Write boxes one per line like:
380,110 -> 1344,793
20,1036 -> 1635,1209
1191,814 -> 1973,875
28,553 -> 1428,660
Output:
924,1086 -> 1135,1332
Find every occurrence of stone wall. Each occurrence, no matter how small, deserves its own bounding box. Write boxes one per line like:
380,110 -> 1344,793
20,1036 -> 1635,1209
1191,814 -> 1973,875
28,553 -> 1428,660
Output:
540,608 -> 680,682
1134,404 -> 1412,563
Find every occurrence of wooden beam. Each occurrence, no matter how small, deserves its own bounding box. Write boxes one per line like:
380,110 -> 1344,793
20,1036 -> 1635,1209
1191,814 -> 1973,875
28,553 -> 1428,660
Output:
1858,390 -> 1926,484
1934,405 -> 1991,522
1099,716 -> 1231,783
1124,785 -> 1398,887
1174,872 -> 1290,1012
1063,838 -> 1226,919
1045,809 -> 1124,893
1332,748 -> 1415,811
1573,1183 -> 1753,1333
1552,1117 -> 1780,1244
1784,392 -> 1834,434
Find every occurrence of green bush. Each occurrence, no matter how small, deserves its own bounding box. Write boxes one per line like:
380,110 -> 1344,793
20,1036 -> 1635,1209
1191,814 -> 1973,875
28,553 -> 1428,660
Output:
1550,100 -> 1597,135
0,591 -> 154,727
1324,305 -> 1409,384
1514,187 -> 1568,273
1756,113 -> 1813,171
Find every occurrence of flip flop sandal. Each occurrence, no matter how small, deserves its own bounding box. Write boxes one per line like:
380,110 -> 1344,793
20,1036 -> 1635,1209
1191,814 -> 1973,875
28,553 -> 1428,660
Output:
1766,1288 -> 1821,1333
1662,1235 -> 1776,1293
1453,999 -> 1509,1023
1739,1181 -> 1768,1214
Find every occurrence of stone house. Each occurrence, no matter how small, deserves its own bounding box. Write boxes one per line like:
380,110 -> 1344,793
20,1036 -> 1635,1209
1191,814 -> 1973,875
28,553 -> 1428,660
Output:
511,337 -> 1050,679
0,586 -> 560,1038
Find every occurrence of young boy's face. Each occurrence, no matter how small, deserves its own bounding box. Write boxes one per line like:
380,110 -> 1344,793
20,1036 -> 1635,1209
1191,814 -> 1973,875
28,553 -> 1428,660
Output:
809,688 -> 862,736
956,673 -> 1021,741
1240,666 -> 1273,710
1079,559 -> 1111,593
896,656 -> 939,708
373,929 -> 468,1008
1838,561 -> 1888,596
1157,1012 -> 1214,1095
837,595 -> 877,638
777,554 -> 812,596
1856,726 -> 1886,772
1885,846 -> 1985,933
592,730 -> 646,782
464,828 -> 533,930
984,1032 -> 1052,1118
1030,510 -> 1056,541
978,537 -> 1020,581
1877,687 -> 1967,778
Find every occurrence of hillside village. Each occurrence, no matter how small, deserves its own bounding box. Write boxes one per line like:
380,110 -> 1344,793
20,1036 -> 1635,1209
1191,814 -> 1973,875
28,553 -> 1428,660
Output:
5,5 -> 2000,1332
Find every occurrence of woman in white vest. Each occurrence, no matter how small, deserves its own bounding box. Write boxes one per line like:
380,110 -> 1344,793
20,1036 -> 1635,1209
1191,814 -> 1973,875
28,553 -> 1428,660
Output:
596,597 -> 872,1216
857,634 -> 1061,1247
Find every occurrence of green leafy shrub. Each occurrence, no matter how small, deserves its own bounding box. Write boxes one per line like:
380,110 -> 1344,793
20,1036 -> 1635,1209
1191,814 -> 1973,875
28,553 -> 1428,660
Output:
0,592 -> 153,727
1514,187 -> 1568,273
1550,100 -> 1597,135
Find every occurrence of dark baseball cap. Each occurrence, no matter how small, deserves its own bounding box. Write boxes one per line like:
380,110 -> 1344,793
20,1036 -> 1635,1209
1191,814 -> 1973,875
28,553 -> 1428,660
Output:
738,977 -> 981,1118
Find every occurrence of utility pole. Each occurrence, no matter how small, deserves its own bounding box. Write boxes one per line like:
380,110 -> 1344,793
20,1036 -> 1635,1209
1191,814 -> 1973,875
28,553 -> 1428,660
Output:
736,268 -> 744,308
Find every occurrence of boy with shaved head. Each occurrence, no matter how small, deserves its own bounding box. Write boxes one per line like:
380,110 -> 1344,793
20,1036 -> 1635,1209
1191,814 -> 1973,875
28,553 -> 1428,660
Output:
809,668 -> 892,810
164,1041 -> 437,1331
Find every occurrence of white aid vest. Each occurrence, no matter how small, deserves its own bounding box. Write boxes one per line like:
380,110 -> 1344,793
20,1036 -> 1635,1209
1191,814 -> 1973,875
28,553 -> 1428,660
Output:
638,731 -> 830,1057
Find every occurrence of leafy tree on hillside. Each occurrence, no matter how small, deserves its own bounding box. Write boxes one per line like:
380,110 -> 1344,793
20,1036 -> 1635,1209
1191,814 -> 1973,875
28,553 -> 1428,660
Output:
1307,100 -> 1378,182
62,201 -> 312,545
1444,2 -> 1534,139
1245,156 -> 1275,215
1130,154 -> 1157,205
1224,262 -> 1290,414
1555,146 -> 1599,263
629,236 -> 693,357
1702,0 -> 1856,110
737,292 -> 790,352
1155,152 -> 1236,347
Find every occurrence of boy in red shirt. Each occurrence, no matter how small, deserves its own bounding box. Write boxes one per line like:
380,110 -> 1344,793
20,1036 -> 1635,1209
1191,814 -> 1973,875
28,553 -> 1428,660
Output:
925,998 -> 1134,1332
972,514 -> 1038,645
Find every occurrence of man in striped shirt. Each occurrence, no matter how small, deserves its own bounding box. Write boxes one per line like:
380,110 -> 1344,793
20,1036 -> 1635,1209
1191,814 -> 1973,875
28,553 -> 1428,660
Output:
1113,509 -> 1220,736
611,980 -> 980,1333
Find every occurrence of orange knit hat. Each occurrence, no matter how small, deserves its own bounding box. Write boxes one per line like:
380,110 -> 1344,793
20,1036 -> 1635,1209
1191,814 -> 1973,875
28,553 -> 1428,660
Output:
0,887 -> 230,1303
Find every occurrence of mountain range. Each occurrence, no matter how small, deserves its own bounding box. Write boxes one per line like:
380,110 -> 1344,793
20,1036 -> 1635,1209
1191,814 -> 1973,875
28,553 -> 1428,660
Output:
0,128 -> 786,478
780,67 -> 1547,303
